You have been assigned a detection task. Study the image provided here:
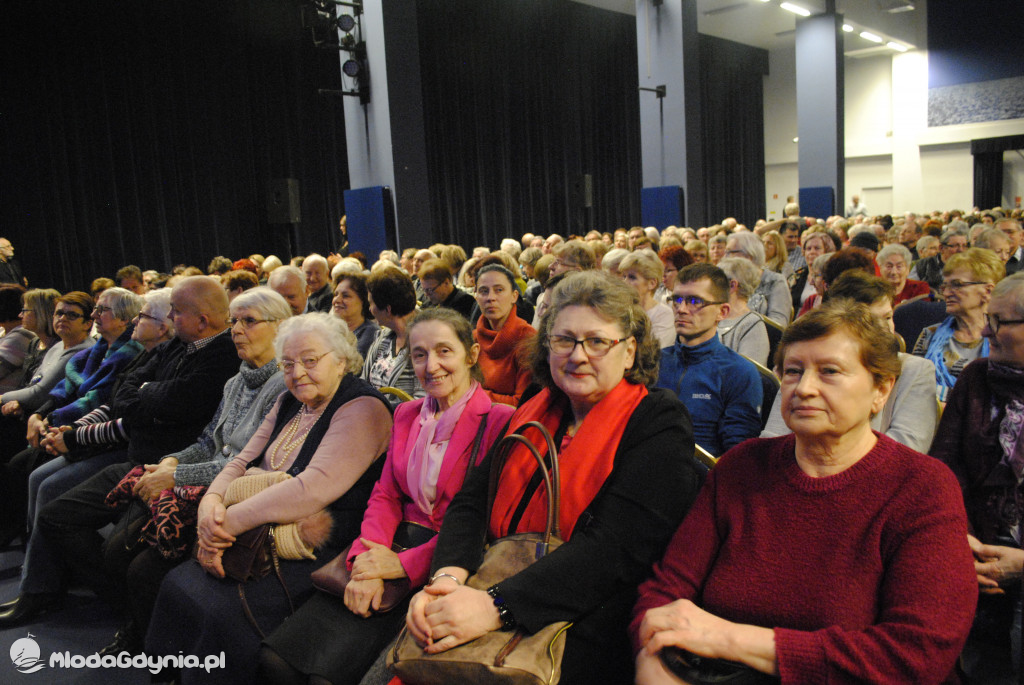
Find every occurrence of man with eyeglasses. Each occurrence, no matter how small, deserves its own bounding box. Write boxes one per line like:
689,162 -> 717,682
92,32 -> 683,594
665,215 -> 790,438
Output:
12,277 -> 239,632
418,258 -> 475,319
655,264 -> 762,457
910,228 -> 968,290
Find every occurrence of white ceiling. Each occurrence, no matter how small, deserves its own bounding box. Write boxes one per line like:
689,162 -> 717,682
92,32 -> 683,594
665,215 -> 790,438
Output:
572,0 -> 926,56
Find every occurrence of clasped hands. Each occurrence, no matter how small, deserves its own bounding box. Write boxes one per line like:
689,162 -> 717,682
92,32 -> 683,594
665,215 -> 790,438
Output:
969,534 -> 1024,595
196,494 -> 235,579
344,538 -> 407,617
405,572 -> 501,654
39,424 -> 71,455
634,600 -> 777,684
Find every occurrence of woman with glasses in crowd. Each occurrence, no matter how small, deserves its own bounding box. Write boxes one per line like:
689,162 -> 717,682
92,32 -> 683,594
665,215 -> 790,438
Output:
405,271 -> 701,684
930,271 -> 1024,682
147,313 -> 393,685
912,248 -> 1004,401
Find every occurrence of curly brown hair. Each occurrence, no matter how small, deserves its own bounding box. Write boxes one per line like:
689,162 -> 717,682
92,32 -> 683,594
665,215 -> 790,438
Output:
522,270 -> 660,391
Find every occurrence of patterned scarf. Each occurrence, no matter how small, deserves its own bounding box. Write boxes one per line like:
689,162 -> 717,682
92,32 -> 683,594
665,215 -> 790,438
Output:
924,316 -> 988,402
989,361 -> 1024,481
49,327 -> 143,424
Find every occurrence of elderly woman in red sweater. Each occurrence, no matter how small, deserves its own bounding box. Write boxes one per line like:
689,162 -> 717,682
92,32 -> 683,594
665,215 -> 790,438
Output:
632,301 -> 977,685
473,264 -> 535,405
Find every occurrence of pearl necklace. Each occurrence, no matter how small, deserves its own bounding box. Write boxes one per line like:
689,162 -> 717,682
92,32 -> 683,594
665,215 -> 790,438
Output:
269,403 -> 326,470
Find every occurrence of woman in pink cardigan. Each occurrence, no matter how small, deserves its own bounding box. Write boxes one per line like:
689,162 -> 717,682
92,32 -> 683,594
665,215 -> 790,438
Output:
258,307 -> 513,685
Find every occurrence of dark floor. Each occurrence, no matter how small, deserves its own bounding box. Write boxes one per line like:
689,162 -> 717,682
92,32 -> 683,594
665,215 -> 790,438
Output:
0,543 -> 152,684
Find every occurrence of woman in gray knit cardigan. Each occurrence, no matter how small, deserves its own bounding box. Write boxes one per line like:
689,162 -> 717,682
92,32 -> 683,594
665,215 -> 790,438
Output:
96,285 -> 292,656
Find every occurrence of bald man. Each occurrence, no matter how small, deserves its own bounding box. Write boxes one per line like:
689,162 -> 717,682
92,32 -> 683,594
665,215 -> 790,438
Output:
30,276 -> 240,644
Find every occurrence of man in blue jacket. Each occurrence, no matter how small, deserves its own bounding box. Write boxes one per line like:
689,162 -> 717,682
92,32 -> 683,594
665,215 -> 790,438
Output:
657,264 -> 762,457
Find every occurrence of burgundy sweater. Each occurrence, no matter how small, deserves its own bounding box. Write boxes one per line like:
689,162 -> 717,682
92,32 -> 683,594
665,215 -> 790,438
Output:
631,433 -> 977,684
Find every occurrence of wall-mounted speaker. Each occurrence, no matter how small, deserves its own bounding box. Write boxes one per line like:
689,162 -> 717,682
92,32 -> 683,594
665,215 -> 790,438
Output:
267,178 -> 301,224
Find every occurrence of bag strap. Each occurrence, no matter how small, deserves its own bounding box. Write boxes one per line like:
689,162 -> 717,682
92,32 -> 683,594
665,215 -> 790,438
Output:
486,421 -> 562,547
237,527 -> 295,639
465,409 -> 491,478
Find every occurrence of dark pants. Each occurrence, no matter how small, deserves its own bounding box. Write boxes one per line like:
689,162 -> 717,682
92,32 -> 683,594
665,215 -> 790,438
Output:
0,446 -> 56,531
36,459 -> 135,607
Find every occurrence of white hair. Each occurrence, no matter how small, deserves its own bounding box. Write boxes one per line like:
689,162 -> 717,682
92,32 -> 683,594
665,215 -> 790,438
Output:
269,265 -> 306,289
274,312 -> 362,375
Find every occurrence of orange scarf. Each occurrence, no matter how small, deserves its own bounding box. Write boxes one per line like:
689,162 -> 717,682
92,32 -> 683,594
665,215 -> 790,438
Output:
489,379 -> 648,540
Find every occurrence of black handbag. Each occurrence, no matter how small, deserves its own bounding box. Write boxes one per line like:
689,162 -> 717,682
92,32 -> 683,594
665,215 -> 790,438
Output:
659,647 -> 779,685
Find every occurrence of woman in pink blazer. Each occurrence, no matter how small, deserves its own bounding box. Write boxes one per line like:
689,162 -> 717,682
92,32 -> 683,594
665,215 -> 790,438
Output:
257,307 -> 514,685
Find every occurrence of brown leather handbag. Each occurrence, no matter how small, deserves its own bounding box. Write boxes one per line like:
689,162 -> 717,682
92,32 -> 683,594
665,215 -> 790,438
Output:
310,521 -> 437,612
388,421 -> 571,685
311,413 -> 491,612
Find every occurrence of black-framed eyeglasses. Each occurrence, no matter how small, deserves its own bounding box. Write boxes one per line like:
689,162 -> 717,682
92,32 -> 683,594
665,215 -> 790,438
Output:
135,311 -> 164,323
421,281 -> 446,297
54,309 -> 85,321
671,295 -> 726,311
93,304 -> 114,315
547,335 -> 630,357
277,352 -> 331,373
939,279 -> 986,292
986,314 -> 1024,334
229,316 -> 272,329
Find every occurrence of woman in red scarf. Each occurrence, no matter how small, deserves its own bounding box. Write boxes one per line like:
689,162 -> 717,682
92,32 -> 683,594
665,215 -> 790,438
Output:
405,270 -> 702,684
473,264 -> 535,405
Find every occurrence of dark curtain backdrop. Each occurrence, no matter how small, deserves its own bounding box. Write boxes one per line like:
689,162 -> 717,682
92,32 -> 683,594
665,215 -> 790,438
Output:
698,34 -> 768,228
415,0 -> 642,247
0,0 -> 348,293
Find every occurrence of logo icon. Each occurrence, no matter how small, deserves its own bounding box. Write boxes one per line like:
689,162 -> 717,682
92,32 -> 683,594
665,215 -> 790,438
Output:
10,633 -> 46,673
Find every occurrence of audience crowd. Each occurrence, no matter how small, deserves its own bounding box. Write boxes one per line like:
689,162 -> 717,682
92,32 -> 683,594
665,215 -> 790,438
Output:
0,201 -> 1022,684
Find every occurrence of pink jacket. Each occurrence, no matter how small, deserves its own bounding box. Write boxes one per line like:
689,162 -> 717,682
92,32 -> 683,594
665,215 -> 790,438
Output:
346,385 -> 513,586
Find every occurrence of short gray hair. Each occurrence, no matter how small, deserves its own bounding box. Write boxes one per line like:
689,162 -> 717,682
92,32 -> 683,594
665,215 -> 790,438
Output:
975,227 -> 1010,251
940,228 -> 968,246
717,257 -> 760,300
602,248 -> 630,273
500,239 -> 522,260
727,231 -> 766,268
304,253 -> 329,271
274,312 -> 362,375
877,243 -> 912,266
100,287 -> 144,322
231,286 -> 292,322
993,272 -> 1024,318
143,289 -> 174,334
619,249 -> 664,281
269,265 -> 306,290
916,235 -> 939,254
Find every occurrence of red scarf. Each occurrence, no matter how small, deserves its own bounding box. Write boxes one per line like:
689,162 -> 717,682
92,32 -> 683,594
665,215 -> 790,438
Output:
489,379 -> 647,540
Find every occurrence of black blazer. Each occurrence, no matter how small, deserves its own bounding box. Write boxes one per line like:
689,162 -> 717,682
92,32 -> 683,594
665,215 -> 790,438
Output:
430,387 -> 702,672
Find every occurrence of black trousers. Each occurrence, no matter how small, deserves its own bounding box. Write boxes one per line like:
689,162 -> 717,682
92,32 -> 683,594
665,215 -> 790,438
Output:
0,445 -> 56,530
37,459 -> 135,607
38,457 -> 194,633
